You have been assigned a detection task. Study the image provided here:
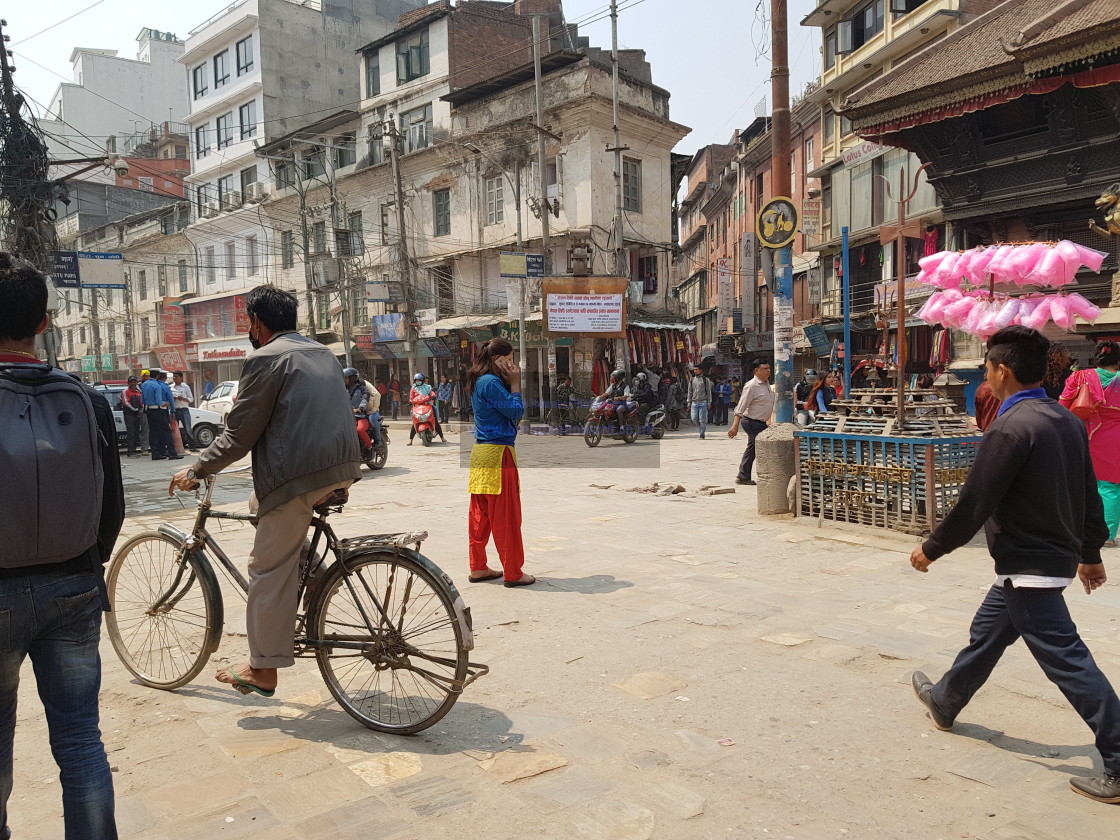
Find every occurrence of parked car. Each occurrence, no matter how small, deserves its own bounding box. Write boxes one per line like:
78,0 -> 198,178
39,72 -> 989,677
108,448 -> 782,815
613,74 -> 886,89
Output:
201,380 -> 239,423
95,385 -> 225,448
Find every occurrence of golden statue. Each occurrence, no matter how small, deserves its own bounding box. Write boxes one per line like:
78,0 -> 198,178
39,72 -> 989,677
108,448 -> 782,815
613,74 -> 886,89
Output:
1089,183 -> 1120,237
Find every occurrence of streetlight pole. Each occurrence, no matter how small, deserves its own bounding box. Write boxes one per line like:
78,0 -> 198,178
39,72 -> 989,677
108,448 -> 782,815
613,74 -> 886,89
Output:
769,0 -> 795,423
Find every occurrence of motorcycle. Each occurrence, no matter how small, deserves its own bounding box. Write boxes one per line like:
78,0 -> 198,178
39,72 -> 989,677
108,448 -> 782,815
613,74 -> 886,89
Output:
583,400 -> 638,447
411,392 -> 437,447
637,403 -> 667,440
359,416 -> 390,470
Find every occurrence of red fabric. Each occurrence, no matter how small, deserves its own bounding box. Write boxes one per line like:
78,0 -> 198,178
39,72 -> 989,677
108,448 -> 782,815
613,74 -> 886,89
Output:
974,381 -> 1000,431
468,448 -> 524,581
0,353 -> 41,363
355,418 -> 371,449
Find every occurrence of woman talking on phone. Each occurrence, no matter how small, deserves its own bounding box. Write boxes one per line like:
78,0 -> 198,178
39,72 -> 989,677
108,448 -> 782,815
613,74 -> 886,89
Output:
465,339 -> 535,587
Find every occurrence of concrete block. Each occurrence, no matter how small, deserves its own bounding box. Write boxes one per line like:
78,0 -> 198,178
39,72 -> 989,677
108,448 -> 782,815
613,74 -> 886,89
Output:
756,422 -> 797,515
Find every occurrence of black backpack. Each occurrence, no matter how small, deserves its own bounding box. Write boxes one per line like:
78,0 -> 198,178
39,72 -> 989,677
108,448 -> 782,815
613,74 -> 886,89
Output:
0,364 -> 105,568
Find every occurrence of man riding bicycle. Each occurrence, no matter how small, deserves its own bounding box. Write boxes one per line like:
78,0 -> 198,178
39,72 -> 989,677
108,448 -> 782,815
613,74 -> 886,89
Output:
169,285 -> 361,698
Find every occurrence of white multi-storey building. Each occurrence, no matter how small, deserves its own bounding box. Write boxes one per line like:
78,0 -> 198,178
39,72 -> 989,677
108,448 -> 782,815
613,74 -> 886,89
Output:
179,0 -> 423,373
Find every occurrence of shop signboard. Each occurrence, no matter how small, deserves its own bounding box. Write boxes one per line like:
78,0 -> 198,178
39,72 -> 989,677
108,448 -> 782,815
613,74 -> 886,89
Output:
802,199 -> 822,236
423,338 -> 452,357
198,343 -> 250,363
50,251 -> 81,288
542,277 -> 629,338
716,258 -> 733,333
162,301 -> 186,344
499,252 -> 545,278
371,313 -> 407,342
74,252 -> 126,289
374,342 -> 397,359
802,324 -> 832,357
156,346 -> 191,371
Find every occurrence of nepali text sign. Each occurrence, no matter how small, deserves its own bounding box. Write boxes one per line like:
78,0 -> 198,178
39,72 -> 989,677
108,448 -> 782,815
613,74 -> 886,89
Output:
542,277 -> 629,338
75,252 -> 126,289
50,251 -> 81,288
802,199 -> 822,236
499,252 -> 545,279
716,258 -> 733,334
162,302 -> 186,345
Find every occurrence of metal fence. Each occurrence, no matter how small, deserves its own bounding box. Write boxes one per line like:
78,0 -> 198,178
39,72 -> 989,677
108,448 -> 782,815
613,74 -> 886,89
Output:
796,431 -> 982,535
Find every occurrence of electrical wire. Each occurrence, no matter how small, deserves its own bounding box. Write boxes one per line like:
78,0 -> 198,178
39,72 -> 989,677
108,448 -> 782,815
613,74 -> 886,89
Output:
10,0 -> 109,46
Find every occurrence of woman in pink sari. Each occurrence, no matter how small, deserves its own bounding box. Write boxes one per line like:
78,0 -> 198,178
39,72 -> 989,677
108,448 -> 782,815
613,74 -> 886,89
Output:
1060,340 -> 1120,546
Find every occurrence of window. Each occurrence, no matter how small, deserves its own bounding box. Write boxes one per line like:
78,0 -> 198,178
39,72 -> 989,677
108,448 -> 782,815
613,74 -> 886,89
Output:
365,53 -> 380,97
400,104 -> 433,154
196,184 -> 211,215
823,109 -> 835,142
79,325 -> 86,344
178,259 -> 189,293
313,220 -> 327,254
367,123 -> 385,165
380,204 -> 391,245
213,50 -> 230,88
838,0 -> 885,54
334,134 -> 357,169
245,235 -> 258,276
236,36 -> 254,76
158,264 -> 167,297
348,211 -> 364,255
137,270 -> 147,301
192,64 -> 207,99
396,28 -> 430,84
841,114 -> 852,136
317,293 -> 331,330
639,255 -> 658,293
138,317 -> 149,349
275,160 -> 295,190
485,176 -> 504,225
432,265 -> 454,317
218,174 -> 236,203
195,124 -> 209,159
891,0 -> 930,13
240,165 -> 257,194
351,286 -> 366,329
66,329 -> 73,357
138,176 -> 154,192
281,231 -> 294,268
225,241 -> 236,281
623,158 -> 642,212
433,188 -> 450,236
216,112 -> 234,149
303,148 -> 326,180
239,101 -> 257,140
824,30 -> 837,70
805,138 -> 815,171
204,246 -> 216,284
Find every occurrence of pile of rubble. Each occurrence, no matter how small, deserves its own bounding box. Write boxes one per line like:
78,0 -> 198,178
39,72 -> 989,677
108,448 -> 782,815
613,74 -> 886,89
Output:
588,482 -> 736,497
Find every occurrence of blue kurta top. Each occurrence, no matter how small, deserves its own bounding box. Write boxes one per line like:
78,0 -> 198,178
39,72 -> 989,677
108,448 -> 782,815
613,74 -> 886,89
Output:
471,373 -> 524,446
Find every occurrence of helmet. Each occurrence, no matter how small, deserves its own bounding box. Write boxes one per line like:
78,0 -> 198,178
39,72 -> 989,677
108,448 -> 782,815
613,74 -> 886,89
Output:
804,369 -> 817,378
610,369 -> 625,382
342,367 -> 359,380
413,372 -> 426,382
634,372 -> 648,384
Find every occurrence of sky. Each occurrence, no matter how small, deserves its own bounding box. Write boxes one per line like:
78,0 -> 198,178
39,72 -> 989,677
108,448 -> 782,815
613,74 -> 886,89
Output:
10,0 -> 822,155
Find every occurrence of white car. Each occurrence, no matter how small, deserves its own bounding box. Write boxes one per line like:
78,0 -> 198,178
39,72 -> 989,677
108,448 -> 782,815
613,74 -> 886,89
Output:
200,380 -> 239,424
97,386 -> 225,448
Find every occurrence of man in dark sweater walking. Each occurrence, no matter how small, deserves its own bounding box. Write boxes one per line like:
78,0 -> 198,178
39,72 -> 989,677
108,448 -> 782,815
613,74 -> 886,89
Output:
908,325 -> 1119,804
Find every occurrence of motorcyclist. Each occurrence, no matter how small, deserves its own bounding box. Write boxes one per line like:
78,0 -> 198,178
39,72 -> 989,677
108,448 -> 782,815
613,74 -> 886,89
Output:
407,372 -> 446,445
595,370 -> 633,428
345,367 -> 381,452
554,374 -> 575,431
629,372 -> 658,428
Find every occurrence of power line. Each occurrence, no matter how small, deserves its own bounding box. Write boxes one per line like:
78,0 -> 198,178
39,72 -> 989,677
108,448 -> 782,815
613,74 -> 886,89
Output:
10,0 -> 109,46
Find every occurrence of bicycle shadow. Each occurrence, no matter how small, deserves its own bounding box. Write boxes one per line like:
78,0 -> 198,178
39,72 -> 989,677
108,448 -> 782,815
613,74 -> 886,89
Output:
535,574 -> 634,595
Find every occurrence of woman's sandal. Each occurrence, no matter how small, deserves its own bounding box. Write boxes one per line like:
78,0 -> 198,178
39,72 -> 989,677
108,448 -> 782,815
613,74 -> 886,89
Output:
504,574 -> 536,588
469,570 -> 503,582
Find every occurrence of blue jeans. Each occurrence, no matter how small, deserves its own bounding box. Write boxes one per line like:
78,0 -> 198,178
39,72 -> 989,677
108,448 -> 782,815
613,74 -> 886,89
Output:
931,582 -> 1120,775
691,402 -> 708,437
368,412 -> 383,447
0,569 -> 116,839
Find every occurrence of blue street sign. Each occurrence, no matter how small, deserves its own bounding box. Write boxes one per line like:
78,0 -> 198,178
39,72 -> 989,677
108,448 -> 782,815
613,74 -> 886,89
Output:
50,251 -> 81,288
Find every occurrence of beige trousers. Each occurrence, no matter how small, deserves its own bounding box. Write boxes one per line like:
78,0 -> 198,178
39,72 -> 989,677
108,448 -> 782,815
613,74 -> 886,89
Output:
246,480 -> 351,668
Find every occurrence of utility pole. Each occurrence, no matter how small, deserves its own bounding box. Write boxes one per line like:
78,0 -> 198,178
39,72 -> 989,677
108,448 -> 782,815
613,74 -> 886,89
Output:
609,0 -> 627,278
90,290 -> 104,380
327,138 -> 352,367
388,119 -> 417,379
300,186 -> 318,344
532,15 -> 551,279
769,0 -> 794,423
124,278 -> 135,373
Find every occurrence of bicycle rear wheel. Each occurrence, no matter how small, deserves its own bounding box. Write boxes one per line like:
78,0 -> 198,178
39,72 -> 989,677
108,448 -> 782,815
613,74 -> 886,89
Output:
309,551 -> 467,734
106,532 -> 223,689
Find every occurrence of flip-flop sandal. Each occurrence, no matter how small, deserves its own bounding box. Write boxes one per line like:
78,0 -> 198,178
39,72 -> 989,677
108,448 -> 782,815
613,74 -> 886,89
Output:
504,574 -> 536,588
221,669 -> 276,698
469,570 -> 503,582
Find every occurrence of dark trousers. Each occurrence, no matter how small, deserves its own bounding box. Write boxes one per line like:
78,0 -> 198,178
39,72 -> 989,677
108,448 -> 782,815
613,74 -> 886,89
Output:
146,408 -> 174,459
932,582 -> 1120,775
737,418 -> 768,482
123,413 -> 141,455
174,407 -> 196,449
712,402 -> 728,425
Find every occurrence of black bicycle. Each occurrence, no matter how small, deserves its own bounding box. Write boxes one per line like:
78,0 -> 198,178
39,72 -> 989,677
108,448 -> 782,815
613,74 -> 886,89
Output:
105,471 -> 488,734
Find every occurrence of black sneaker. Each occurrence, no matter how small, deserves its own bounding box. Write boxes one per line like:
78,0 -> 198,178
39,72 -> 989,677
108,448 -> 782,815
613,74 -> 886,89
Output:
736,478 -> 756,485
1070,773 -> 1120,804
911,671 -> 954,731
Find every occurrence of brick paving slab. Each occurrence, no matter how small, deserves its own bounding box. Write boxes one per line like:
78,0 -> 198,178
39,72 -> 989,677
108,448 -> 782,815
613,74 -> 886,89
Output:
8,435 -> 1120,838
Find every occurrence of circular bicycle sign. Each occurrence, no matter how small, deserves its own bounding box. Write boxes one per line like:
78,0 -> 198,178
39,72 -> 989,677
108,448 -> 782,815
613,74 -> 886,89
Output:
756,197 -> 799,249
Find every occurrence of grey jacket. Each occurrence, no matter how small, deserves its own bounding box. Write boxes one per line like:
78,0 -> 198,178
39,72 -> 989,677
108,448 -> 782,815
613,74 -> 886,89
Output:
687,375 -> 711,404
194,331 -> 361,514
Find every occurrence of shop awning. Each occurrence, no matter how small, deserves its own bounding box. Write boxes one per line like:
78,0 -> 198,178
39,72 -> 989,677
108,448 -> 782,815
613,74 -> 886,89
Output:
429,313 -> 500,332
323,341 -> 346,356
181,289 -> 244,306
629,321 -> 695,331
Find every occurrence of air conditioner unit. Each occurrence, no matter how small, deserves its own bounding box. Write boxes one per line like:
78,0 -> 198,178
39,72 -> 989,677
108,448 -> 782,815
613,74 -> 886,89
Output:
221,191 -> 242,210
201,200 -> 221,218
245,181 -> 267,203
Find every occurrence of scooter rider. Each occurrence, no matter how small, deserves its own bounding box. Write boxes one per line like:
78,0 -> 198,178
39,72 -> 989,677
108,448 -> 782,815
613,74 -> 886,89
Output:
795,368 -> 817,427
595,370 -> 633,428
407,372 -> 446,445
345,367 -> 381,451
629,372 -> 658,428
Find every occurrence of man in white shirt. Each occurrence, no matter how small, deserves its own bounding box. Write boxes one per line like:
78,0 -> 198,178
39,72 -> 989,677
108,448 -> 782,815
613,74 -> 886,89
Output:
171,371 -> 199,451
728,359 -> 776,485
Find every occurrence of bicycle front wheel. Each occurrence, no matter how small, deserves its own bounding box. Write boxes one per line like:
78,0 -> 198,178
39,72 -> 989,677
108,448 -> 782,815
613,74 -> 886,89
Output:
106,532 -> 223,690
309,551 -> 467,734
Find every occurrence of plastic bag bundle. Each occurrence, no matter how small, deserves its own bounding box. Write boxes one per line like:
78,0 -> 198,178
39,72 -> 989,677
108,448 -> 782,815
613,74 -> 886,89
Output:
913,240 -> 1109,289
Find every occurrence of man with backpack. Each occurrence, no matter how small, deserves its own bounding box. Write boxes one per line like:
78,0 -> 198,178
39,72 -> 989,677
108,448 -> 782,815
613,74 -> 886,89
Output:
0,253 -> 125,839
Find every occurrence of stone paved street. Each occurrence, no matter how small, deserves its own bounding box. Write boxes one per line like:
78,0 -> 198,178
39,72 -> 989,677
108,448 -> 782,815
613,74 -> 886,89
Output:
9,427 -> 1120,839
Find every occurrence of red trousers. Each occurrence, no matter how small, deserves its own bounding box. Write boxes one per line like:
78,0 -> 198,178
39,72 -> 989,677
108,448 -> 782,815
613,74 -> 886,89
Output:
355,418 -> 371,449
468,449 -> 525,581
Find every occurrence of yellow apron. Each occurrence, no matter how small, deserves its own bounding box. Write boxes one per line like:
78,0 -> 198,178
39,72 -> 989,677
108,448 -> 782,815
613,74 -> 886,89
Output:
468,443 -> 515,495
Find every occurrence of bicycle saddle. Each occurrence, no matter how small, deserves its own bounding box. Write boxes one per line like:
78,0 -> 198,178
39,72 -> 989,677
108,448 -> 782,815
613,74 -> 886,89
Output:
313,487 -> 350,513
